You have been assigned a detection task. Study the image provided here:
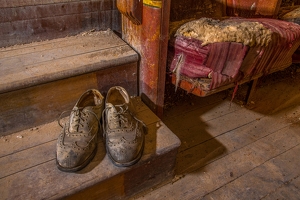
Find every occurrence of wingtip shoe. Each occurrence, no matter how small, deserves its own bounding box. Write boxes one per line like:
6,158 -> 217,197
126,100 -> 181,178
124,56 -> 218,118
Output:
56,89 -> 104,172
103,86 -> 146,167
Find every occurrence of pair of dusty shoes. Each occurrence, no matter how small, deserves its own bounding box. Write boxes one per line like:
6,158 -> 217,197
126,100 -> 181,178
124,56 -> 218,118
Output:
56,86 -> 146,172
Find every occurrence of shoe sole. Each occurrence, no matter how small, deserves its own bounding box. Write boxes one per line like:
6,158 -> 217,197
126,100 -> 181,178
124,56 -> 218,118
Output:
56,146 -> 98,172
106,139 -> 145,167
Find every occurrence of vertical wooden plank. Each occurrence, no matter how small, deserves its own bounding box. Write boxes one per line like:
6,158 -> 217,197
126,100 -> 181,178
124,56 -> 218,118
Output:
156,0 -> 171,117
122,1 -> 170,117
0,0 -> 122,47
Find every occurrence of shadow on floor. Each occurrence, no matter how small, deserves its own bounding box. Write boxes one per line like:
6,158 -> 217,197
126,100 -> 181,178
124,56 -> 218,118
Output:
162,64 -> 300,177
232,64 -> 300,115
163,80 -> 229,175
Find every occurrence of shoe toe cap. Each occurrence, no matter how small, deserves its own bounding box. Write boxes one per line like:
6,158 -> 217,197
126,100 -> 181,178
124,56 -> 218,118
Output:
56,143 -> 96,171
107,139 -> 144,165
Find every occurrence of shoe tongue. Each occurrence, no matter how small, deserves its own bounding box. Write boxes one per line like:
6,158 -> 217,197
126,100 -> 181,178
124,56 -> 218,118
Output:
82,106 -> 96,113
106,103 -> 125,113
106,103 -> 132,129
106,102 -> 116,110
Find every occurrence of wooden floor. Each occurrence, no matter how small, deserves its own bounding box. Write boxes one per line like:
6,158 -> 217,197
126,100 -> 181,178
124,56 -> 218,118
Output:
133,65 -> 300,199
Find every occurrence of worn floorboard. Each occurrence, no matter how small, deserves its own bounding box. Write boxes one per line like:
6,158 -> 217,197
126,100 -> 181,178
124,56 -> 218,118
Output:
133,66 -> 300,199
203,144 -> 300,200
0,29 -> 138,94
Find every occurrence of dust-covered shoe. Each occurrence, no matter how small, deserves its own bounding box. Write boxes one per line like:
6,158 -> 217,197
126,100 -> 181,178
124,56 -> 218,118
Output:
103,86 -> 146,167
56,89 -> 104,172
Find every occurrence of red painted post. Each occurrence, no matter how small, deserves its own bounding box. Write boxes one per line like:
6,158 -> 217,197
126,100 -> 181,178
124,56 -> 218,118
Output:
120,0 -> 171,117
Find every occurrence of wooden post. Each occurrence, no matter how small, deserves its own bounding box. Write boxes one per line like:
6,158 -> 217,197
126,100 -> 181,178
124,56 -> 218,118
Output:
119,0 -> 171,118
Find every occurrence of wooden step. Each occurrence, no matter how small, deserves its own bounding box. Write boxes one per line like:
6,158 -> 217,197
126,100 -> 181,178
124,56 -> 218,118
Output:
0,30 -> 139,136
0,0 -> 121,48
0,97 -> 181,200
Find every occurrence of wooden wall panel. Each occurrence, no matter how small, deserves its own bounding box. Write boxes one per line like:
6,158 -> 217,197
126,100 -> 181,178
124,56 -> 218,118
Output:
0,0 -> 93,8
0,73 -> 99,136
170,0 -> 226,22
0,13 -> 97,47
0,0 -> 121,47
122,3 -> 170,116
0,1 -> 102,23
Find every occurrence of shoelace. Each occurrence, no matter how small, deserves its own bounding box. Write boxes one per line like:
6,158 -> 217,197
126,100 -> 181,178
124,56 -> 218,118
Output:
102,104 -> 146,137
58,107 -> 100,131
113,105 -> 130,128
58,107 -> 100,146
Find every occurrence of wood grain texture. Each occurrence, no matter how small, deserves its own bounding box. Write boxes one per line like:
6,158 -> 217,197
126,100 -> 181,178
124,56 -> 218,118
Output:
140,124 -> 300,199
122,4 -> 169,116
133,67 -> 300,199
261,175 -> 300,200
203,143 -> 300,200
0,30 -> 139,136
0,73 -> 99,136
0,0 -> 121,47
0,30 -> 138,93
0,0 -> 105,8
0,1 -> 103,22
0,62 -> 139,136
175,105 -> 300,173
170,0 -> 225,22
0,97 -> 181,200
122,6 -> 162,113
96,63 -> 138,97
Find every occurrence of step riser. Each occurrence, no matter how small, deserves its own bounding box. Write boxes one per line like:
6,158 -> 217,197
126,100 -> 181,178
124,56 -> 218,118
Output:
0,63 -> 137,136
0,0 -> 121,47
64,149 -> 177,199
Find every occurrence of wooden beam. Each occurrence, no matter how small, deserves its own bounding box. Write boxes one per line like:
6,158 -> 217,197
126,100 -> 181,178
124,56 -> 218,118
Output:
121,1 -> 171,118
